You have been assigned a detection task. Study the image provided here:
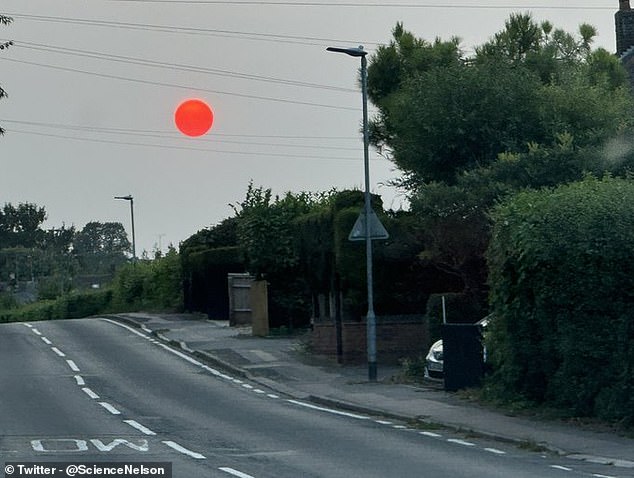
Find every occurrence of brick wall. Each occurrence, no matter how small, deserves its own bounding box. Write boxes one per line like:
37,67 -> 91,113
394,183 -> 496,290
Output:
616,7 -> 634,56
312,316 -> 429,365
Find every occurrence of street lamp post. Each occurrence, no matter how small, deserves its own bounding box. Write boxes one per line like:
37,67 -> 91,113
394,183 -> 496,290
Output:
327,45 -> 377,382
114,194 -> 136,262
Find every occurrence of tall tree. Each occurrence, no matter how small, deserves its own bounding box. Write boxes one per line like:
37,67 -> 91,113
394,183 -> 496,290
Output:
366,16 -> 634,302
0,203 -> 47,249
73,222 -> 131,274
368,15 -> 633,187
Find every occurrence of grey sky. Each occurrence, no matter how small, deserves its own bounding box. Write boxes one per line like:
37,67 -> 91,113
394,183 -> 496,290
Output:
0,1 -> 619,253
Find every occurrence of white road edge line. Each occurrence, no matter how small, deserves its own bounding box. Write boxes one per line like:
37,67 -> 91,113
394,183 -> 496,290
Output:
23,323 -> 33,328
101,318 -> 149,339
420,431 -> 442,438
162,440 -> 206,460
219,467 -> 255,478
101,319 -> 209,366
484,447 -> 507,455
66,360 -> 80,372
82,387 -> 100,399
32,328 -> 42,336
51,347 -> 66,357
102,318 -> 277,400
98,402 -> 121,415
102,318 -> 236,377
447,439 -> 476,447
550,465 -> 573,471
74,375 -> 85,386
124,419 -> 157,436
287,399 -> 369,420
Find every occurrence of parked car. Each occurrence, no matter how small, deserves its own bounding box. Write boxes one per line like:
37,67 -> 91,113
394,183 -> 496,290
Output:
424,316 -> 490,379
425,339 -> 444,378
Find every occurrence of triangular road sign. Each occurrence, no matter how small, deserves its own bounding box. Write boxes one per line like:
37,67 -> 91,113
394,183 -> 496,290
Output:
348,208 -> 389,241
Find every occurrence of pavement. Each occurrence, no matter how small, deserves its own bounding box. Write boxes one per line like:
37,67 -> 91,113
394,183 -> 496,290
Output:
111,312 -> 633,471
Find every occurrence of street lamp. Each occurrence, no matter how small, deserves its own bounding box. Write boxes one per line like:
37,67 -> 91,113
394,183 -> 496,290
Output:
114,194 -> 136,262
327,45 -> 378,382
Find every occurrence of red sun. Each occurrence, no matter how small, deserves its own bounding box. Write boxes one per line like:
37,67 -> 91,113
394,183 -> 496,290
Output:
174,99 -> 214,137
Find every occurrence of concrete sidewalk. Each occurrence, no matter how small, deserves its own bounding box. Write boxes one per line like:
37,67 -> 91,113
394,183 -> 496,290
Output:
111,312 -> 633,470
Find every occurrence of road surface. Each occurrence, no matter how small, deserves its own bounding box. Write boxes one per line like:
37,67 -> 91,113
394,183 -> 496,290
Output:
0,318 -> 628,478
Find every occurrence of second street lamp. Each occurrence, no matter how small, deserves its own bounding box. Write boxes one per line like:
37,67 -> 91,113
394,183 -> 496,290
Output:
327,45 -> 378,382
114,194 -> 136,262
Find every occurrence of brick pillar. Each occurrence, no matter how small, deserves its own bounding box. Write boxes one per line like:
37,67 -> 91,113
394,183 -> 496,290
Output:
616,1 -> 634,56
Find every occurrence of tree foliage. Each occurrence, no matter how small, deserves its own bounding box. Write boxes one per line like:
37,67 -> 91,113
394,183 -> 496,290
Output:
487,176 -> 634,423
233,182 -> 326,280
0,203 -> 47,249
366,15 -> 634,304
368,15 -> 633,187
73,222 -> 131,276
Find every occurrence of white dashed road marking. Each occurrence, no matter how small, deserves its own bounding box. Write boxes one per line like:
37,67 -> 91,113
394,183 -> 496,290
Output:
51,347 -> 66,357
162,440 -> 206,460
98,402 -> 121,415
82,387 -> 99,399
124,419 -> 157,436
219,467 -> 256,478
66,359 -> 80,372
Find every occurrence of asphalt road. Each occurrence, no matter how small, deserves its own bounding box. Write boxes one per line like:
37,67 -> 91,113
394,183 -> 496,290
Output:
0,318 -> 627,478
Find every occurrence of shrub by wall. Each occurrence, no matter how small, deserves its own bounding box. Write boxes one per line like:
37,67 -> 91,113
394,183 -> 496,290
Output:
487,176 -> 634,424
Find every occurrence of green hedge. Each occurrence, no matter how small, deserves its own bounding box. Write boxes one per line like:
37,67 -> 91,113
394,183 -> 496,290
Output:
112,251 -> 183,312
0,289 -> 113,323
487,176 -> 634,424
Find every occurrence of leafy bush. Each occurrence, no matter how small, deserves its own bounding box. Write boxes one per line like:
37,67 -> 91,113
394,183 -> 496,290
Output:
487,176 -> 634,424
0,289 -> 113,323
0,291 -> 17,310
111,249 -> 183,312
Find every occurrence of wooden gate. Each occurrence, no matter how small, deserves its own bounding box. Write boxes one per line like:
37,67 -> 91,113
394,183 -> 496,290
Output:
227,273 -> 254,326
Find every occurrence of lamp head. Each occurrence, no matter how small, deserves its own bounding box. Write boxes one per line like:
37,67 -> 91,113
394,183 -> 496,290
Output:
326,45 -> 367,57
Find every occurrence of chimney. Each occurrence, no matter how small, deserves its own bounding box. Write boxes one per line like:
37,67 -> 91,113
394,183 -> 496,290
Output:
616,1 -> 634,55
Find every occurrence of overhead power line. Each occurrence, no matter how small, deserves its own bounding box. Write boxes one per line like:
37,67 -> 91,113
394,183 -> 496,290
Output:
6,13 -> 382,47
0,119 -> 358,140
5,128 -> 384,162
0,119 -> 362,151
97,1 -> 613,8
13,40 -> 356,93
0,57 -> 359,111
